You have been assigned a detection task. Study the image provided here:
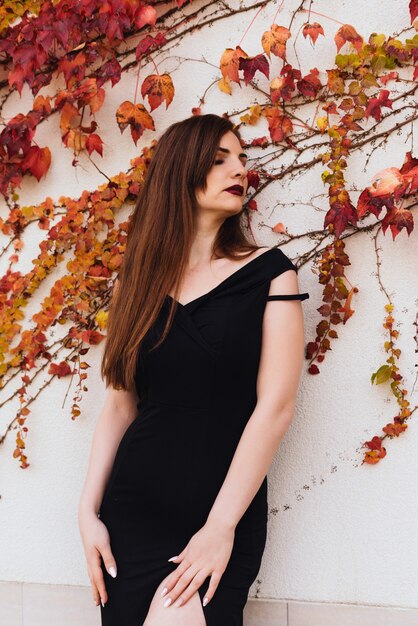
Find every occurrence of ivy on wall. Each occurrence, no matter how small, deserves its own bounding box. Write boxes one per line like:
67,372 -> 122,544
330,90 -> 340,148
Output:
0,0 -> 417,468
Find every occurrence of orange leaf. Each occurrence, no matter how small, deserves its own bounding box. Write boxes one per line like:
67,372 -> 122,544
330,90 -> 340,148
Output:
116,101 -> 155,144
60,102 -> 80,133
141,74 -> 174,111
220,46 -> 248,84
334,24 -> 364,53
33,95 -> 52,115
261,24 -> 291,59
273,222 -> 285,233
302,22 -> 325,45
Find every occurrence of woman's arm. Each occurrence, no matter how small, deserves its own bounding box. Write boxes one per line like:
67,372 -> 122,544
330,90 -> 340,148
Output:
160,269 -> 306,609
78,385 -> 139,519
206,270 -> 304,529
78,385 -> 139,609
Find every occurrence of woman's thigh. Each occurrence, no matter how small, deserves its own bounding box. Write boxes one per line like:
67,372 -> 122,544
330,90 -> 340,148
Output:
143,578 -> 206,626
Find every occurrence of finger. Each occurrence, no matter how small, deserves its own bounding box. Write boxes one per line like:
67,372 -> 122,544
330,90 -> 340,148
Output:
162,566 -> 198,607
168,546 -> 186,563
202,571 -> 222,607
172,573 -> 207,608
101,544 -> 118,578
161,560 -> 191,595
91,549 -> 108,606
87,568 -> 101,606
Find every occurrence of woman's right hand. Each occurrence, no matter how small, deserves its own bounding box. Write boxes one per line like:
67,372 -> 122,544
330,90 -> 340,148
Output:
78,512 -> 118,607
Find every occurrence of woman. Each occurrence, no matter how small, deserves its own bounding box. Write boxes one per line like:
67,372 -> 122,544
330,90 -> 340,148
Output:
78,113 -> 309,626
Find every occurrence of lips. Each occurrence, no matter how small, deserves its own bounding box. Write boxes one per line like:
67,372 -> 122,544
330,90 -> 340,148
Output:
224,184 -> 244,196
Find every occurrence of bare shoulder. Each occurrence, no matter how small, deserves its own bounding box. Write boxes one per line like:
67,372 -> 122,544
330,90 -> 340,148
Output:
268,266 -> 300,297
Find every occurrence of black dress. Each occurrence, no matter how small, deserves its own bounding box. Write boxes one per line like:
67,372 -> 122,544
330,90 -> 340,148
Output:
98,246 -> 309,625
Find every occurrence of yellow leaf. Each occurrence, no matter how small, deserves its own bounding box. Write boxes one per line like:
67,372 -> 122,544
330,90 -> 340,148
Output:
316,116 -> 328,132
95,310 -> 109,330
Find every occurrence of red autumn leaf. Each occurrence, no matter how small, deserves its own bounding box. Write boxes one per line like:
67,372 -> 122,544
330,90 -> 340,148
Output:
399,150 -> 418,192
21,146 -> 51,181
48,361 -> 72,377
356,188 -> 391,219
86,133 -> 103,156
302,22 -> 325,45
57,52 -> 86,88
81,329 -> 105,345
364,89 -> 392,121
323,198 -> 358,238
263,107 -> 293,143
116,101 -> 155,144
334,24 -> 364,53
410,0 -> 418,22
297,68 -> 322,98
96,58 -> 122,88
141,74 -> 174,111
135,33 -> 167,61
8,64 -> 25,94
250,136 -> 269,147
135,4 -> 157,29
105,14 -> 125,44
247,170 -> 260,190
381,206 -> 414,240
239,54 -> 269,85
368,167 -> 405,198
364,435 -> 384,451
382,422 -> 408,437
322,101 -> 338,115
380,71 -> 399,86
261,24 -> 291,59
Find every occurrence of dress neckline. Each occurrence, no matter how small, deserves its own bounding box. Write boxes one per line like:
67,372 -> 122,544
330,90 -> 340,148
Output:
167,247 -> 277,308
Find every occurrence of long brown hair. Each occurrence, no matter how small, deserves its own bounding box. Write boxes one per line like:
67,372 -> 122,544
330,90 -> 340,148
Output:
101,113 -> 259,392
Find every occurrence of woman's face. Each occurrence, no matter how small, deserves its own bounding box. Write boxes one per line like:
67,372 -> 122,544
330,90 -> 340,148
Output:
195,130 -> 248,216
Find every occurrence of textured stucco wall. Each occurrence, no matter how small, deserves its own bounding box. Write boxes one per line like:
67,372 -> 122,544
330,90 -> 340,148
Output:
1,0 -> 417,611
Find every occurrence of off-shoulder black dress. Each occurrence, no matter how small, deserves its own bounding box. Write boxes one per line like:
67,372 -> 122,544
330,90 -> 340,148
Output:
98,246 -> 309,625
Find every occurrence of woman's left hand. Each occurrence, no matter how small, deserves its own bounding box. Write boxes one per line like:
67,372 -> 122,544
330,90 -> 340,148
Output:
161,518 -> 235,609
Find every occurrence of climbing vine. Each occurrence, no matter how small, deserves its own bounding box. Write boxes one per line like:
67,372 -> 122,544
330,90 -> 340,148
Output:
0,0 -> 417,468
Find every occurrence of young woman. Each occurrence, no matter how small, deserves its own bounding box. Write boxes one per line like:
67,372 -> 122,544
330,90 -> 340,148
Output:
78,113 -> 309,626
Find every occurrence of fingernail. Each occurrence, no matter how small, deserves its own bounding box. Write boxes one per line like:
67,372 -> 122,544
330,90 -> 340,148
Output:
203,597 -> 209,607
174,597 -> 183,607
163,597 -> 172,608
101,599 -> 105,608
167,556 -> 178,562
109,566 -> 117,578
161,587 -> 168,597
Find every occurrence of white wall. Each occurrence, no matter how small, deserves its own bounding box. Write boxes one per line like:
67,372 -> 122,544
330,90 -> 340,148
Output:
1,0 -> 417,612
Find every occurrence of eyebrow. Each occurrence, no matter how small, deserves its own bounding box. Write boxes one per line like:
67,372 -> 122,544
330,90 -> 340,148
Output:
217,146 -> 248,160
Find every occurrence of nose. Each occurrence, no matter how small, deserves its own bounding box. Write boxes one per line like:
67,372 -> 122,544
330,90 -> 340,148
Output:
234,160 -> 247,180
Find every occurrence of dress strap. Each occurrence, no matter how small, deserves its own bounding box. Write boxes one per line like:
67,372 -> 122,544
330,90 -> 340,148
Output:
266,293 -> 310,301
